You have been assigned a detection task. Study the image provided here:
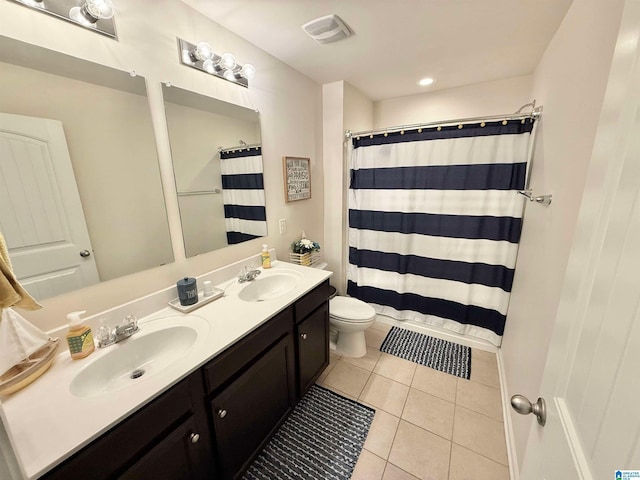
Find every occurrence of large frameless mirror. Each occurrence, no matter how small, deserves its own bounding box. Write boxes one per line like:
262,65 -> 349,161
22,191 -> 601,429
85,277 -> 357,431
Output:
0,36 -> 174,301
162,84 -> 265,258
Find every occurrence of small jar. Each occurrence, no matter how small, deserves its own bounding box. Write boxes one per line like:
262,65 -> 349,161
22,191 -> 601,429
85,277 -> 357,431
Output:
177,277 -> 198,306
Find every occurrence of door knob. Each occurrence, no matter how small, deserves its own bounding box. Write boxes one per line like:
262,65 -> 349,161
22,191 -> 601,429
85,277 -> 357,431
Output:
190,432 -> 200,444
217,409 -> 227,419
79,249 -> 91,258
300,333 -> 308,340
511,394 -> 546,426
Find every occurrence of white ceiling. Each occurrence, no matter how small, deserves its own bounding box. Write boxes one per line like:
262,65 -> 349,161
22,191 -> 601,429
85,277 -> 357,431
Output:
181,0 -> 573,101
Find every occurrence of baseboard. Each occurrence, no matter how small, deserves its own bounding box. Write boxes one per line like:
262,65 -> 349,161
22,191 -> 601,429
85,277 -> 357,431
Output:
497,348 -> 519,480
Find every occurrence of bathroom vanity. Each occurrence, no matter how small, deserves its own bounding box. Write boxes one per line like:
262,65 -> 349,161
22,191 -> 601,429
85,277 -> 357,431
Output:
0,261 -> 331,480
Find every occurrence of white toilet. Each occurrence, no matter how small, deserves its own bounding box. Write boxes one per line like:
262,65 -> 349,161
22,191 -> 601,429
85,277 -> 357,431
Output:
312,262 -> 376,357
329,295 -> 376,358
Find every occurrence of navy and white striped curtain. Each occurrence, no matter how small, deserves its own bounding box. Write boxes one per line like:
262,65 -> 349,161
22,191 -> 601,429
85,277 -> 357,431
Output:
220,147 -> 267,245
347,119 -> 535,346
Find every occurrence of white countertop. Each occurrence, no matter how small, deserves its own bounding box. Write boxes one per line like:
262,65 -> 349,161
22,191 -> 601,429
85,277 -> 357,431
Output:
0,261 -> 332,479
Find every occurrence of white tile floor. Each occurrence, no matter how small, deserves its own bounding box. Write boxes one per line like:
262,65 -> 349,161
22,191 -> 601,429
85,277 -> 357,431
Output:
316,321 -> 509,480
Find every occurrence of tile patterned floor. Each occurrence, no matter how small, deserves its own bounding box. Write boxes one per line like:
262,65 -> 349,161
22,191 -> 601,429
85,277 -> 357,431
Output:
316,321 -> 509,480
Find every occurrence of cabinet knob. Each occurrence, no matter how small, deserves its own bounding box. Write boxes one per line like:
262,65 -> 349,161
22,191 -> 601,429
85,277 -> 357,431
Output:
217,409 -> 227,419
300,333 -> 308,340
190,432 -> 200,444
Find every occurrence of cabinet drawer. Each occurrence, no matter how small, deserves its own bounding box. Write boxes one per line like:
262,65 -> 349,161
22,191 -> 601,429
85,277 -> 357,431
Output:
294,280 -> 329,323
42,377 -> 196,480
203,306 -> 293,394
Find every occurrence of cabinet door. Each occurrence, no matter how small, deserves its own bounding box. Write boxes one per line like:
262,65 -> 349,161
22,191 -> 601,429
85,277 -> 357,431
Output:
297,302 -> 329,397
211,334 -> 295,479
119,416 -> 210,480
41,375 -> 212,480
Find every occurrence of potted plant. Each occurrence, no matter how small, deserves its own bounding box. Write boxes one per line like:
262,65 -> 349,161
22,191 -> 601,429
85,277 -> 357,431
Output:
289,234 -> 321,266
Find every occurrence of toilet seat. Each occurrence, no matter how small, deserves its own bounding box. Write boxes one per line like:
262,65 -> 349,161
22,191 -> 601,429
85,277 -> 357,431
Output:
329,296 -> 376,323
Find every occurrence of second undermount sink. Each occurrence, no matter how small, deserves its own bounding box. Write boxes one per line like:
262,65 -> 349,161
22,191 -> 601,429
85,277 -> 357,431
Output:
238,270 -> 304,302
70,315 -> 208,398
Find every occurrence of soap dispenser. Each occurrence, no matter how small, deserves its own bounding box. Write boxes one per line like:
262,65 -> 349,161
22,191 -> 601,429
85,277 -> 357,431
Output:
65,310 -> 95,360
261,244 -> 271,269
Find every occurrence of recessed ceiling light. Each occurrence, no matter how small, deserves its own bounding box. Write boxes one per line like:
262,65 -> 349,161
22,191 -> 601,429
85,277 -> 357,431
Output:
418,77 -> 435,86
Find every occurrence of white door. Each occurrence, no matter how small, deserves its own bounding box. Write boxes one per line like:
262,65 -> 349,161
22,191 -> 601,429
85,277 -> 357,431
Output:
520,2 -> 640,479
0,113 -> 99,300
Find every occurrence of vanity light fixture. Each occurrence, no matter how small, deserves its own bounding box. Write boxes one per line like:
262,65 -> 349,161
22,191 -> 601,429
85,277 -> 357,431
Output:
177,37 -> 256,88
9,0 -> 117,38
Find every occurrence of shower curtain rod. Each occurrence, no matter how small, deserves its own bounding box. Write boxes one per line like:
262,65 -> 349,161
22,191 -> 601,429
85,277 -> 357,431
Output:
344,102 -> 543,139
218,143 -> 261,154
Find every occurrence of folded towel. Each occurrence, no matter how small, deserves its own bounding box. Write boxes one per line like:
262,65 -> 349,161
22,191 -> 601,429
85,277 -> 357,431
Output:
0,231 -> 41,311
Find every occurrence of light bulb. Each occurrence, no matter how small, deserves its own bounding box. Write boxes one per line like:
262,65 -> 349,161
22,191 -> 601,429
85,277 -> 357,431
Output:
219,53 -> 237,70
418,77 -> 435,86
85,0 -> 114,19
241,64 -> 256,80
223,69 -> 237,82
70,0 -> 114,25
203,59 -> 215,74
69,6 -> 97,26
193,41 -> 214,61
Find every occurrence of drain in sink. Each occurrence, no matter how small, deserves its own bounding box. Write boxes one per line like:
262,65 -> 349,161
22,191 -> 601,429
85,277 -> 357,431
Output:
130,369 -> 145,379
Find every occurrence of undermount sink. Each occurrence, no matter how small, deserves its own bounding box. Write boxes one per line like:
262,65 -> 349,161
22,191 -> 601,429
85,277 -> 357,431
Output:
70,316 -> 208,398
238,270 -> 304,302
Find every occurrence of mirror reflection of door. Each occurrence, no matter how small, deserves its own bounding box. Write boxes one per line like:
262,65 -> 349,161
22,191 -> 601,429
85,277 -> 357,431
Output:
0,113 -> 99,300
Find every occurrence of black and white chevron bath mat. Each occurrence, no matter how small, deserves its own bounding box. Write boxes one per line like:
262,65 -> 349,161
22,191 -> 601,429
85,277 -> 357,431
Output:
242,385 -> 375,480
380,326 -> 471,379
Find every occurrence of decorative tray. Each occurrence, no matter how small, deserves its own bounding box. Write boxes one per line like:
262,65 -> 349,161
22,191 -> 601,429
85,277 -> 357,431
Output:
168,287 -> 224,313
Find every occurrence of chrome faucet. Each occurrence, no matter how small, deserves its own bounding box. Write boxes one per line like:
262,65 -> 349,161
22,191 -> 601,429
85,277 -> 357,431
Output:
238,265 -> 261,283
97,315 -> 139,348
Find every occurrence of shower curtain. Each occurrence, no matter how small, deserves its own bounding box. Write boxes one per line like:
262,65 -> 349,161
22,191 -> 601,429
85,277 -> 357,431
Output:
220,147 -> 267,244
347,119 -> 535,346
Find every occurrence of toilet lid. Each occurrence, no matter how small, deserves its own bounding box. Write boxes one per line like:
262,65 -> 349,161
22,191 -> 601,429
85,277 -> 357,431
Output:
330,296 -> 376,322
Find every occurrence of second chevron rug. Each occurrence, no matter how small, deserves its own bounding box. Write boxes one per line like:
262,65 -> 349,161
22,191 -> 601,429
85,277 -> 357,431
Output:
380,326 -> 471,379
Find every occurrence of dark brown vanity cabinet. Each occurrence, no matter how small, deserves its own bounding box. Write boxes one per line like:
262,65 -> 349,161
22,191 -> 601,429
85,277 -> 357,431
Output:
39,280 -> 330,480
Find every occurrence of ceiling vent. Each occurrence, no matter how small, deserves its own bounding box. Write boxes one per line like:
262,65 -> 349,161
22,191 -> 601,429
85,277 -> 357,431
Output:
302,14 -> 353,45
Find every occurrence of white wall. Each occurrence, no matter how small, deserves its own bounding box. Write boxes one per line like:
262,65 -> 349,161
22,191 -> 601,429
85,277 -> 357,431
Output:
0,0 -> 323,331
374,76 -> 533,128
322,81 -> 373,292
501,0 -> 625,467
